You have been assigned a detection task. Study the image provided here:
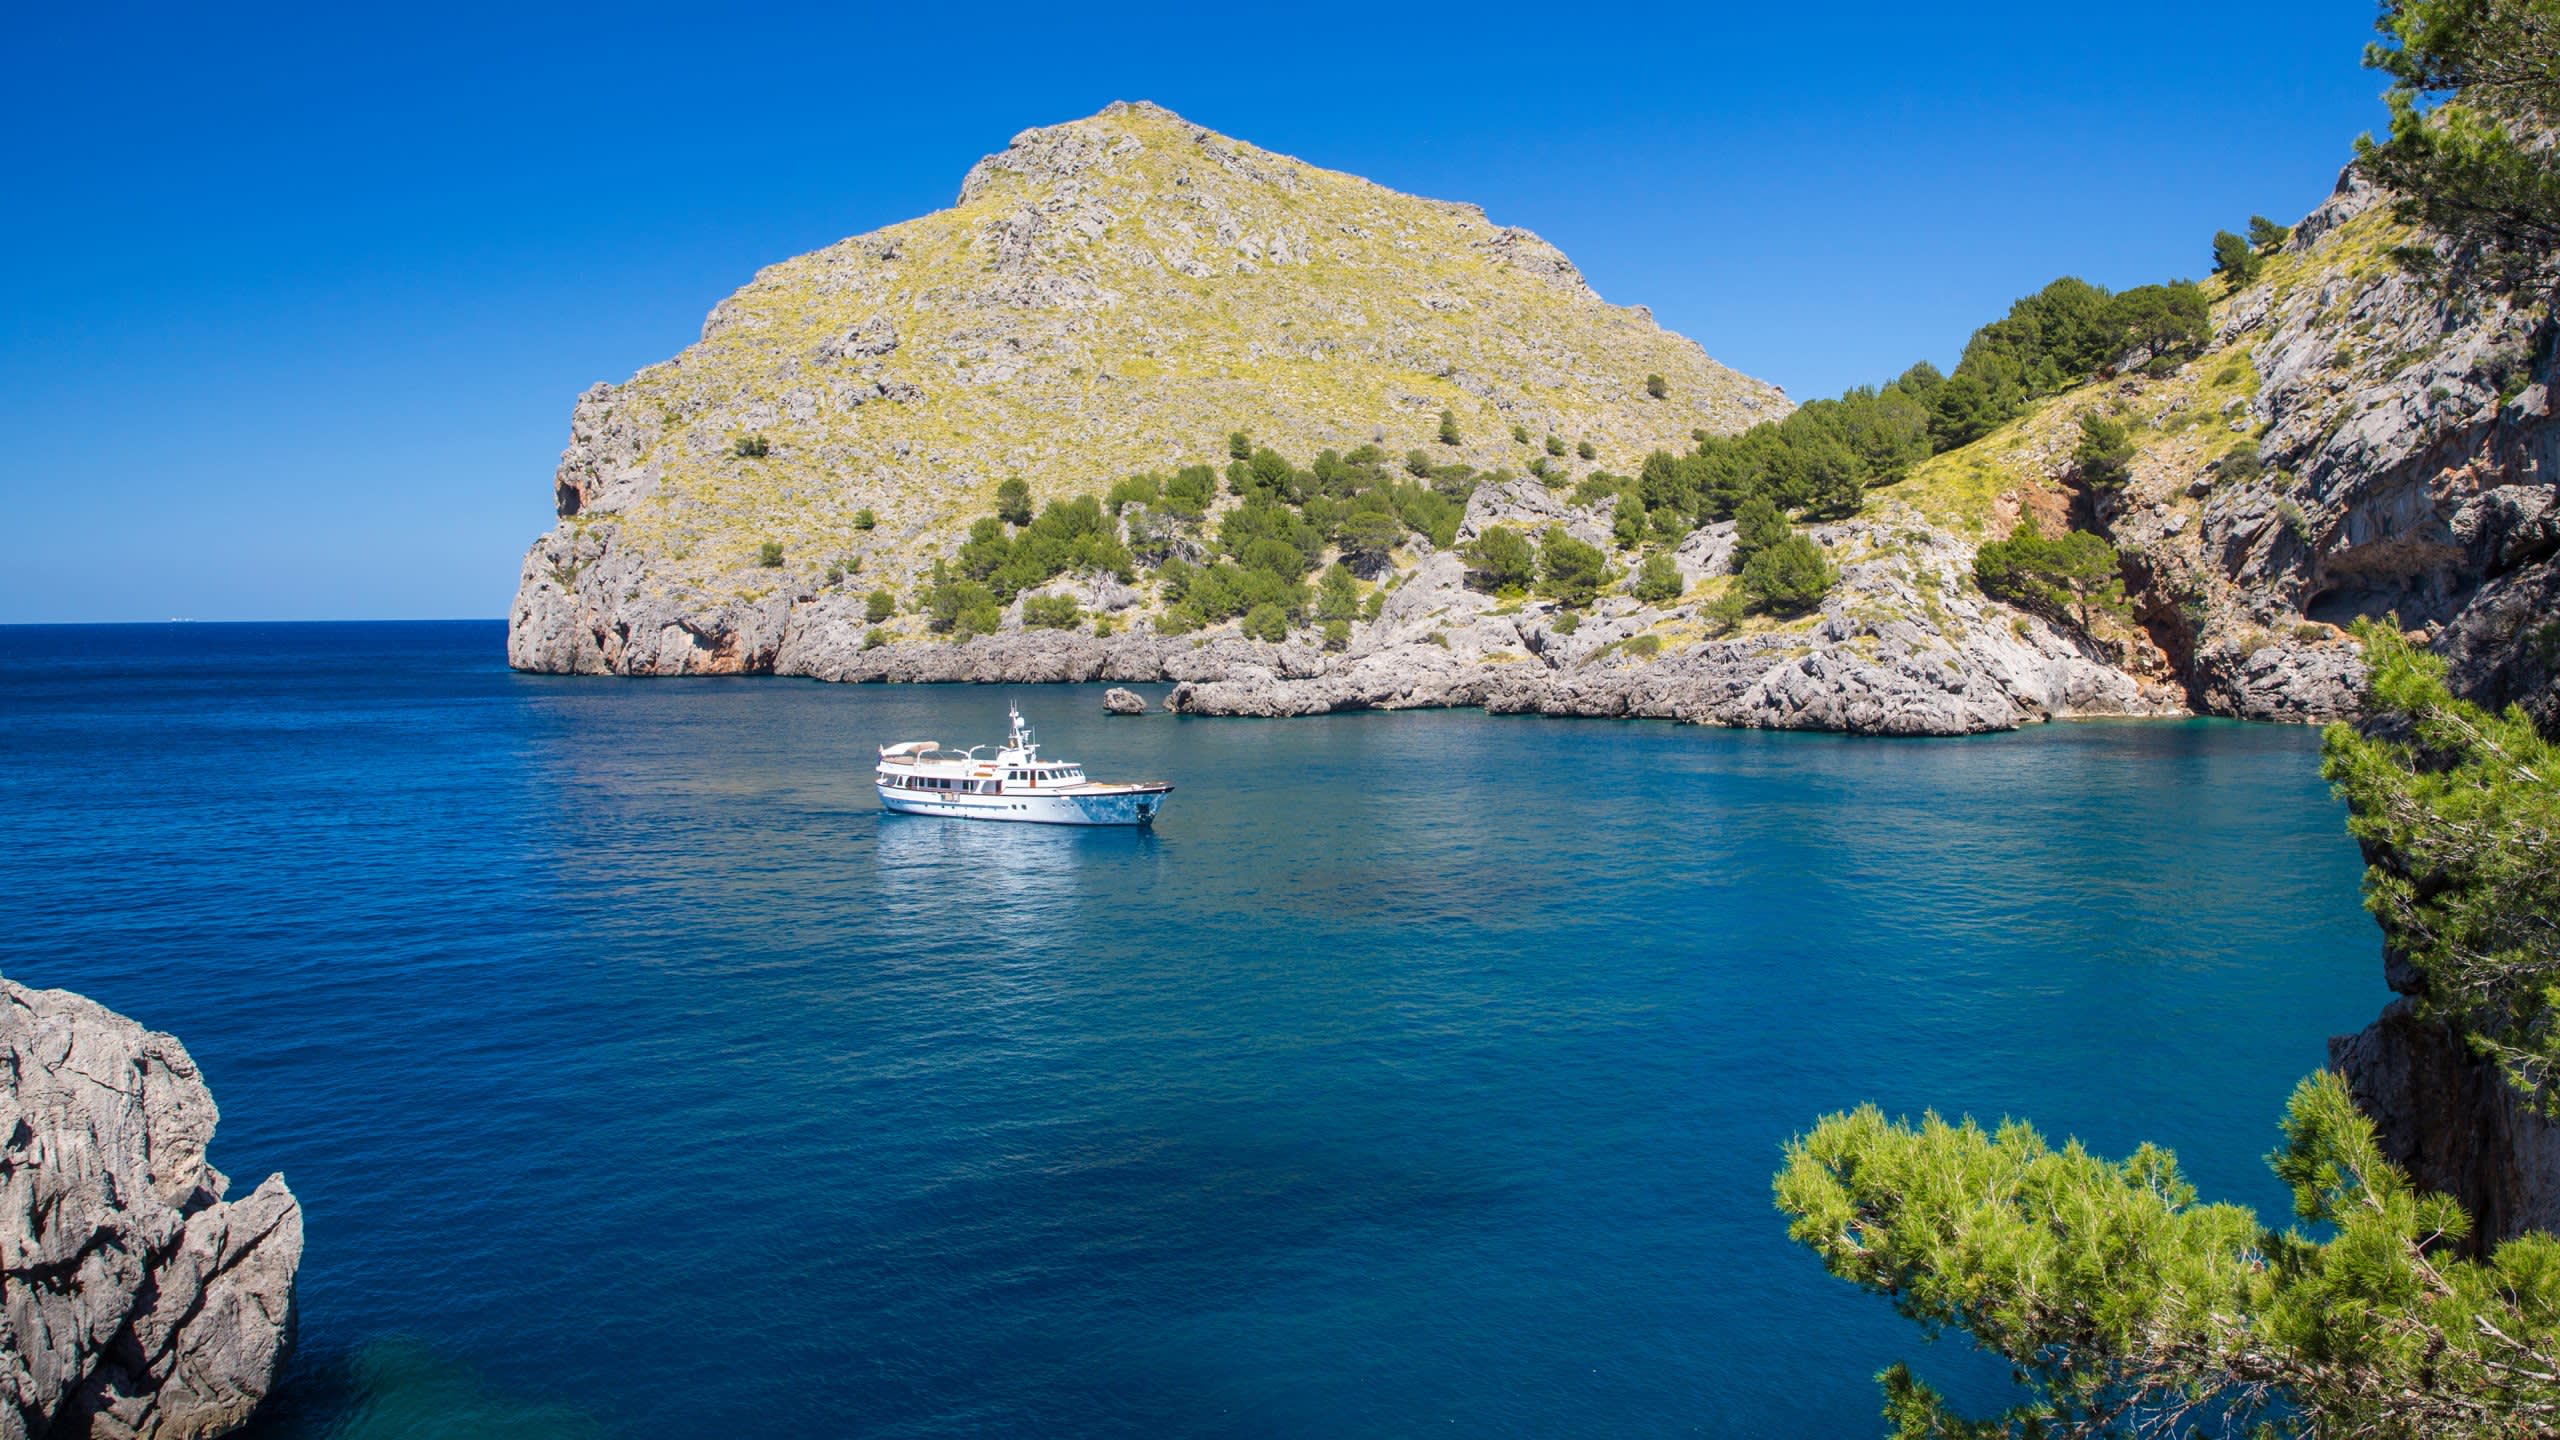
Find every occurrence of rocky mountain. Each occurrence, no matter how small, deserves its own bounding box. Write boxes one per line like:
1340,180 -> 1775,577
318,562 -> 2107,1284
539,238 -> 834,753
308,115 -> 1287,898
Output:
0,977 -> 301,1439
511,101 -> 1784,676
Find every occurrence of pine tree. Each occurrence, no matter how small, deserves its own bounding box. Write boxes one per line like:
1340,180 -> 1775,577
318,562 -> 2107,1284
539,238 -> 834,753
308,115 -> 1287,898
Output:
1461,525 -> 1536,593
1631,552 -> 1683,604
2355,0 -> 2560,286
2212,228 -> 2261,287
1316,563 -> 1360,623
994,477 -> 1033,525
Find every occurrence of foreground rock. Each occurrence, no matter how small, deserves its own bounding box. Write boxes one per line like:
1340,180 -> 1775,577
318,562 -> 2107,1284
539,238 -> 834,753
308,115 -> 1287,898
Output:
1101,687 -> 1147,715
0,978 -> 301,1439
2333,1000 -> 2560,1249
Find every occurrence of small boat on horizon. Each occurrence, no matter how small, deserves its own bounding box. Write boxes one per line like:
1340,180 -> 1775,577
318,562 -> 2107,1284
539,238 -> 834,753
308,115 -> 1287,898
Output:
875,705 -> 1172,826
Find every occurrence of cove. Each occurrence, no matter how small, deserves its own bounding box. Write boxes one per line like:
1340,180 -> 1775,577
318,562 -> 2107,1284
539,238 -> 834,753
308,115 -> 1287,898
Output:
0,621 -> 2382,1437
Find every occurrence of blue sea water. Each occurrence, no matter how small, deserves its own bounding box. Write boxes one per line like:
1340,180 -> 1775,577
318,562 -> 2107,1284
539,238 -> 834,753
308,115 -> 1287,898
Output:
0,621 -> 2384,1437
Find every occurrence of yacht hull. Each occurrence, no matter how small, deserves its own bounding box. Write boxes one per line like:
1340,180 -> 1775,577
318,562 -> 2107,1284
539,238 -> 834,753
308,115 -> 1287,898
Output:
876,785 -> 1170,827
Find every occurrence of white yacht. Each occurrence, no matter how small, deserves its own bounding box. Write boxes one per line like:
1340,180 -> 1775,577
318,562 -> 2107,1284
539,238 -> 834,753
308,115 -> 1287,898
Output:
875,705 -> 1172,826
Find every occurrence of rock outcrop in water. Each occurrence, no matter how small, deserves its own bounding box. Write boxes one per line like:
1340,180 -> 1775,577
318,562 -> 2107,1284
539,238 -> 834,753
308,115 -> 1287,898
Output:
0,978 -> 301,1439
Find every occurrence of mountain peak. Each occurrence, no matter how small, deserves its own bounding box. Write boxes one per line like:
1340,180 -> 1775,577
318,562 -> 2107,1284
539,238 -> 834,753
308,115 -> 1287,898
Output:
957,99 -> 1295,207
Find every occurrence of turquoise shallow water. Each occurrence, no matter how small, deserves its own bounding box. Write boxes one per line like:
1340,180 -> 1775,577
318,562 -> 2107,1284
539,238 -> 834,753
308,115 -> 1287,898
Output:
0,621 -> 2383,1437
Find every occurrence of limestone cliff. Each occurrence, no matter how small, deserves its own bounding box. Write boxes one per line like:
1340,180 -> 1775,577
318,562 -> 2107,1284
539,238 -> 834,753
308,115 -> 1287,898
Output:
1933,166 -> 2557,729
0,978 -> 301,1440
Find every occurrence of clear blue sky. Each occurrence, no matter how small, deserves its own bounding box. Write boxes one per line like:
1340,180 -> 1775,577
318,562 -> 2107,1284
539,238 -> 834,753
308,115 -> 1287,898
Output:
0,2 -> 2392,622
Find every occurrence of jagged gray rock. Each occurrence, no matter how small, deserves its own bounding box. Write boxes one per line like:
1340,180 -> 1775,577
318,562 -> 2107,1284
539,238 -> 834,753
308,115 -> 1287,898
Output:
0,978 -> 300,1440
2115,164 -> 2557,729
1101,687 -> 1147,715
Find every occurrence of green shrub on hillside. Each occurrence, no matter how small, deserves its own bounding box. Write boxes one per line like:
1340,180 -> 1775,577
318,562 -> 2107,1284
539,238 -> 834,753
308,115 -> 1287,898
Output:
1536,525 -> 1611,606
1336,509 -> 1404,570
1733,494 -> 1790,570
1611,500 -> 1646,550
734,434 -> 769,458
1463,525 -> 1536,593
1438,409 -> 1461,445
1645,373 -> 1668,399
1632,552 -> 1684,604
2109,282 -> 2212,369
956,495 -> 1135,601
923,562 -> 1001,638
1228,431 -> 1253,461
1106,473 -> 1162,514
1972,516 -> 2127,629
2248,214 -> 2292,251
865,589 -> 896,623
994,477 -> 1033,525
1022,593 -> 1081,630
1739,534 -> 1835,615
1316,563 -> 1360,623
1511,422 -> 1531,444
2073,411 -> 2137,491
757,541 -> 784,567
1164,464 -> 1217,517
1241,602 -> 1289,642
1577,439 -> 1597,460
853,507 -> 877,530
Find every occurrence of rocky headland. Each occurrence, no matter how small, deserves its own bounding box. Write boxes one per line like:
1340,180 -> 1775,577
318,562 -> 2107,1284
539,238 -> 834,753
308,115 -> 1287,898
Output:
0,978 -> 301,1440
509,105 -> 2553,743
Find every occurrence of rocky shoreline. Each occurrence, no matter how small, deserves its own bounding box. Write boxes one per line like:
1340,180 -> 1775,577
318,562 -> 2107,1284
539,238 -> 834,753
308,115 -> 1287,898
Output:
516,559 -> 2193,738
0,978 -> 301,1440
